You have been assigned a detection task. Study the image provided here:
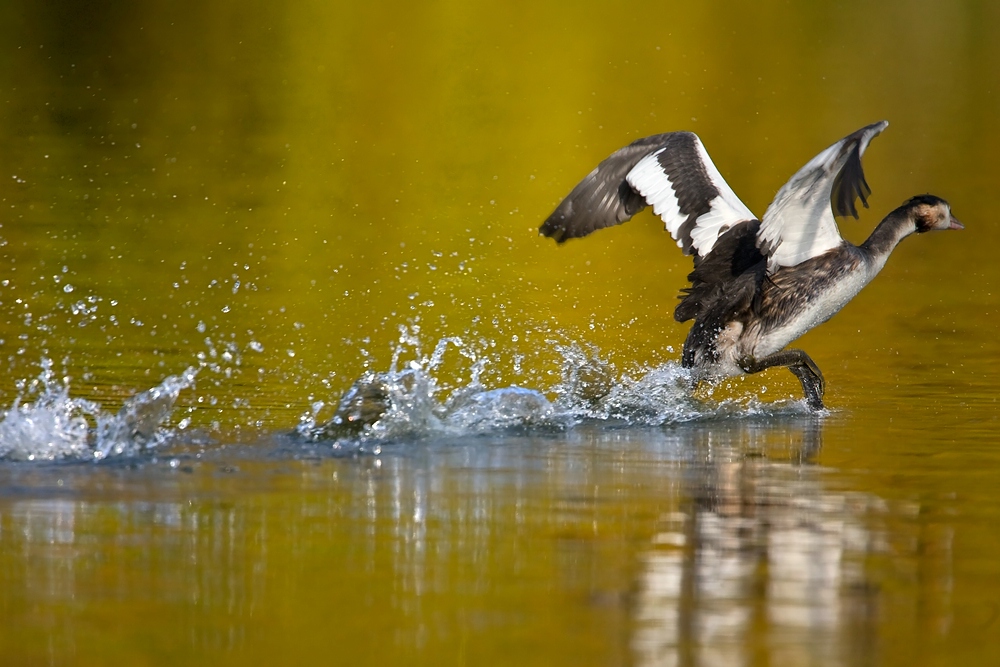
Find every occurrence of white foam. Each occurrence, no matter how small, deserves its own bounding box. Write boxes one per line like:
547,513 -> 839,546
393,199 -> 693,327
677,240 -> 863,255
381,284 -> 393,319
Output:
0,360 -> 198,461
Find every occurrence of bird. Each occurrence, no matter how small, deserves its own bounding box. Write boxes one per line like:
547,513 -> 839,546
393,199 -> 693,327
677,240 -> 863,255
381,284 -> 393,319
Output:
539,121 -> 962,410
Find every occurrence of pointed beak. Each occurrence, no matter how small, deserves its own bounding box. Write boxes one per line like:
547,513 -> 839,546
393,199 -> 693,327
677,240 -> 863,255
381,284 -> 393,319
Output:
948,216 -> 964,230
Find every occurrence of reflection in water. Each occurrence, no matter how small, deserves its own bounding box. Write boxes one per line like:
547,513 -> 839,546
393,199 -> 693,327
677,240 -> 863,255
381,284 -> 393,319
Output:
0,417 -> 956,664
631,420 -> 953,667
1,487 -> 269,657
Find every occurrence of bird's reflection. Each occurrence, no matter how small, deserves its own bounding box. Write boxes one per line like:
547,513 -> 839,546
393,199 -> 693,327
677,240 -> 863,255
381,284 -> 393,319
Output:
631,415 -> 951,667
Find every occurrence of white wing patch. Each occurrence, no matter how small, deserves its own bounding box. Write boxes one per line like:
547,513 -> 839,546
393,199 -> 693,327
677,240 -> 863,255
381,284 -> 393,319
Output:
625,138 -> 756,257
759,195 -> 842,268
759,121 -> 888,270
693,138 -> 757,235
626,148 -> 683,238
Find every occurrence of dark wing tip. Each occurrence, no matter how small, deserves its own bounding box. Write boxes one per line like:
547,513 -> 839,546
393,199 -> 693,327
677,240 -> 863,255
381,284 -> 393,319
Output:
539,214 -> 570,243
830,122 -> 886,219
831,146 -> 871,219
538,183 -> 624,244
538,134 -> 682,245
539,198 -> 596,243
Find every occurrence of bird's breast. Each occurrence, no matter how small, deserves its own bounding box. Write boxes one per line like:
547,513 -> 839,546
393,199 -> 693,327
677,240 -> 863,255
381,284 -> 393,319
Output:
752,251 -> 870,356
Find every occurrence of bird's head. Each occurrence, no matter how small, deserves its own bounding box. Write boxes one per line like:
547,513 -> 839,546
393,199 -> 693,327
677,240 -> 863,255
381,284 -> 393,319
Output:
905,194 -> 963,233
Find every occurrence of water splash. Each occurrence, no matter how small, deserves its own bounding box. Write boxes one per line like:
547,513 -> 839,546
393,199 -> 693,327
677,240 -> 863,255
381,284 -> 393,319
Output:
549,341 -> 705,423
0,360 -> 198,462
297,327 -> 814,445
297,327 -> 562,443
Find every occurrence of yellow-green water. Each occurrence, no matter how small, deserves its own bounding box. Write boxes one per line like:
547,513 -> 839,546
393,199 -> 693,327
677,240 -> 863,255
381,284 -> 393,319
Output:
2,1 -> 999,664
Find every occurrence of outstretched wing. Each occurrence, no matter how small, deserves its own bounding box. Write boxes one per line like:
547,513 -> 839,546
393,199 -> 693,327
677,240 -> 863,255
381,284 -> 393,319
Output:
757,120 -> 888,270
540,132 -> 756,258
538,134 -> 671,243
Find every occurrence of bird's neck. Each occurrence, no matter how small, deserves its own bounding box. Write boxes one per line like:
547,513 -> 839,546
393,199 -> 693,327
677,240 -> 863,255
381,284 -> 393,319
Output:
860,206 -> 918,273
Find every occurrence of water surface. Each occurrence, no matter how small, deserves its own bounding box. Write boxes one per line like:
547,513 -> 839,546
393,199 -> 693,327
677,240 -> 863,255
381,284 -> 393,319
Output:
1,1 -> 999,665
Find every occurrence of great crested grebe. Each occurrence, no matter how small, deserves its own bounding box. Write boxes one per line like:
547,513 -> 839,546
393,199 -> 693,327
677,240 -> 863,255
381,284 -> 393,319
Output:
539,121 -> 962,409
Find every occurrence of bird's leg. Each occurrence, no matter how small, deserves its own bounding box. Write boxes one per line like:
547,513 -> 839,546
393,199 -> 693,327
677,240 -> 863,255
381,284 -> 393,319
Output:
738,349 -> 826,410
788,363 -> 826,411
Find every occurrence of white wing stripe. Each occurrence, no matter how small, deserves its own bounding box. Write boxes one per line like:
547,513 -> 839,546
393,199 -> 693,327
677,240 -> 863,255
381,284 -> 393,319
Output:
627,149 -> 686,247
626,143 -> 757,255
693,138 -> 755,224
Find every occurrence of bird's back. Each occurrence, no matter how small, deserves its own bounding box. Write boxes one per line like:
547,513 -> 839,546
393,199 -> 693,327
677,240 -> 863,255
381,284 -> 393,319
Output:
676,220 -> 767,368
